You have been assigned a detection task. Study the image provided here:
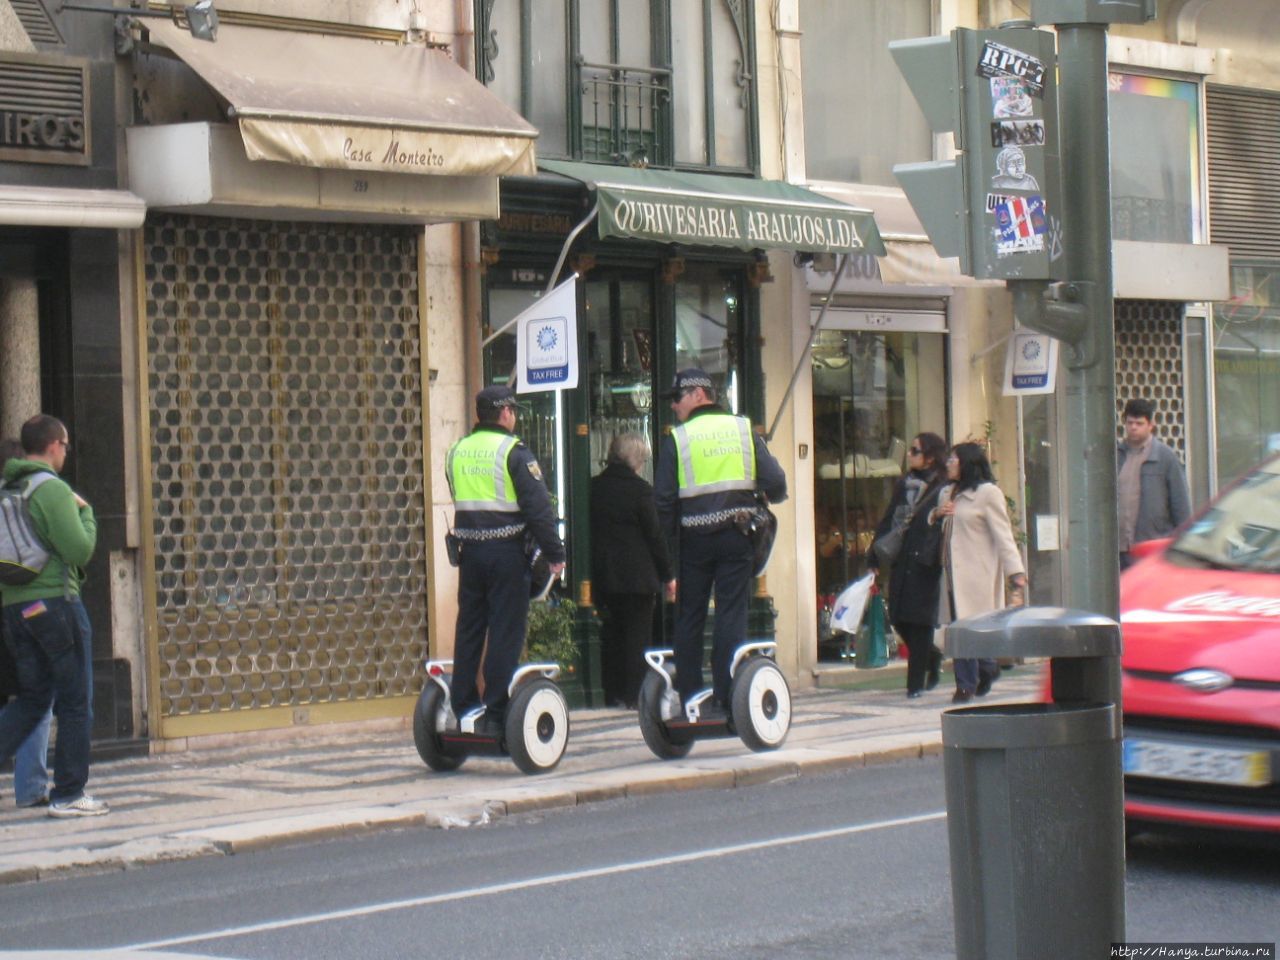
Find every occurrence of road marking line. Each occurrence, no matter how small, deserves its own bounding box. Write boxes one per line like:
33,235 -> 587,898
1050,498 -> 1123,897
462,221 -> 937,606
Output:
121,810 -> 945,951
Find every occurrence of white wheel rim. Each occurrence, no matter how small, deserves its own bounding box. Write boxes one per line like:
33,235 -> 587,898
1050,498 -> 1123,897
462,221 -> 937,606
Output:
748,665 -> 790,745
521,687 -> 569,768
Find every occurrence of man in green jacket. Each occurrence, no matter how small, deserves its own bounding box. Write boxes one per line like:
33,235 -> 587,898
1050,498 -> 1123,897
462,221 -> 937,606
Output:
0,414 -> 107,817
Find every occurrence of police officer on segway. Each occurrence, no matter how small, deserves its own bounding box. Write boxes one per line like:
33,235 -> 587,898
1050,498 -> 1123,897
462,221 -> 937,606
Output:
446,385 -> 565,738
654,369 -> 787,727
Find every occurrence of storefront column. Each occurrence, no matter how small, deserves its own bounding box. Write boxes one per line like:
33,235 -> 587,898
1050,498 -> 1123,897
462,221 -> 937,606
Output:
0,274 -> 40,436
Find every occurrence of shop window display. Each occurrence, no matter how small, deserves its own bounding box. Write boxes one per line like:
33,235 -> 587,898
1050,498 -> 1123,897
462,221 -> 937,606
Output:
812,328 -> 945,661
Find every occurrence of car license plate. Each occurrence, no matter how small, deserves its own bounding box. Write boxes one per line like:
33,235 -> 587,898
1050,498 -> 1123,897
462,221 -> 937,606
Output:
1123,737 -> 1272,787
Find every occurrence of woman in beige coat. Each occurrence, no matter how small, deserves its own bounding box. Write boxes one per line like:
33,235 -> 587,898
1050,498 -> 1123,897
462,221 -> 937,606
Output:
933,442 -> 1027,702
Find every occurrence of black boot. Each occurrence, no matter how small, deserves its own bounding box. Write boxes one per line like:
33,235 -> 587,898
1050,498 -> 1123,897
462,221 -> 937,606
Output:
925,648 -> 942,690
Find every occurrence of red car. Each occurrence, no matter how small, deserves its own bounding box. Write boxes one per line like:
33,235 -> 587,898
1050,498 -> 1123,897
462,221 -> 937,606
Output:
1120,453 -> 1280,834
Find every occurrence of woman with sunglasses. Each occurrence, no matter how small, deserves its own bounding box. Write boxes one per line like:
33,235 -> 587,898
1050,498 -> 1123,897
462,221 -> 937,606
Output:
870,432 -> 948,698
933,442 -> 1028,702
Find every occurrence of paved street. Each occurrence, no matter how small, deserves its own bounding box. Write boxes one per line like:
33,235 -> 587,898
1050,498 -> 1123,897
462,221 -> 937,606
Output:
0,666 -> 1033,885
2,758 -> 1275,960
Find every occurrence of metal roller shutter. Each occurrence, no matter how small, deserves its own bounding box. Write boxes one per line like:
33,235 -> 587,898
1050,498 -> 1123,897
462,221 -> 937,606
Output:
144,214 -> 429,732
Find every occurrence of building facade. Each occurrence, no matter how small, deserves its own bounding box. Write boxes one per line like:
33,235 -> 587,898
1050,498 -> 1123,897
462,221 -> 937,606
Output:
2,0 -> 537,747
2,0 -> 1271,750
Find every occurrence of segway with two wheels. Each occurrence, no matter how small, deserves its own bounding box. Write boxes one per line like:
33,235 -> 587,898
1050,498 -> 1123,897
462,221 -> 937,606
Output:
413,660 -> 569,774
637,641 -> 791,759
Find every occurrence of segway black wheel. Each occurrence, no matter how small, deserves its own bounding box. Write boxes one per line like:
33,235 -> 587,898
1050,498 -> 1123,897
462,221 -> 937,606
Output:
731,657 -> 791,752
638,668 -> 693,760
506,677 -> 570,774
413,684 -> 463,772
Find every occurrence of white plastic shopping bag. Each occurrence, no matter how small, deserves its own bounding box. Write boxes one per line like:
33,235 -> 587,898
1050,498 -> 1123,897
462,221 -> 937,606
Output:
830,572 -> 875,635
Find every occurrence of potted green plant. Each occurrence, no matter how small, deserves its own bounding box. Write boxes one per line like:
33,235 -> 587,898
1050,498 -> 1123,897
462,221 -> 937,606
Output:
525,598 -> 579,676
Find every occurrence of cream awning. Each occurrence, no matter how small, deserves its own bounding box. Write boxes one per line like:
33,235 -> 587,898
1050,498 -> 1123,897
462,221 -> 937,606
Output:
146,21 -> 538,179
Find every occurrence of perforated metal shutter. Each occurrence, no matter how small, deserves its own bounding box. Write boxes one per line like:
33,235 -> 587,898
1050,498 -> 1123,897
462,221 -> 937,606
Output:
1114,300 -> 1186,460
144,214 -> 428,726
1207,85 -> 1280,261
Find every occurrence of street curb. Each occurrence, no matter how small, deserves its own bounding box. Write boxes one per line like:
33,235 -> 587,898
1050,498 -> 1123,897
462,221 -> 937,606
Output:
0,733 -> 945,887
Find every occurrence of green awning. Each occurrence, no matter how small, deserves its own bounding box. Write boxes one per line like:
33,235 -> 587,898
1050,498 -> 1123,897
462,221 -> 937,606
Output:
540,160 -> 885,256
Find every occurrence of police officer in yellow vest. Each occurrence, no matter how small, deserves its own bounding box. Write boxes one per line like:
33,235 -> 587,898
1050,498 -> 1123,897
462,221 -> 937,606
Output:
654,369 -> 787,721
447,385 -> 565,735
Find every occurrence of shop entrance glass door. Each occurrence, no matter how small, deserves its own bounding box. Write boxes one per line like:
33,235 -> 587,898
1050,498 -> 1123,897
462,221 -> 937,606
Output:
584,273 -> 657,480
811,327 -> 945,661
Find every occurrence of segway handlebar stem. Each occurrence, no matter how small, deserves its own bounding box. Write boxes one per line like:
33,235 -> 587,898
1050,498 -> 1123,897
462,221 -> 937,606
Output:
643,649 -> 678,697
424,660 -> 453,700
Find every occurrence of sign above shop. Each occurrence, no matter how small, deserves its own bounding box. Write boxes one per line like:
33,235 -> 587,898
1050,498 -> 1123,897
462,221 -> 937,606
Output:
515,276 -> 579,393
812,306 -> 946,334
0,52 -> 90,167
146,21 -> 538,178
540,160 -> 885,256
1003,330 -> 1059,395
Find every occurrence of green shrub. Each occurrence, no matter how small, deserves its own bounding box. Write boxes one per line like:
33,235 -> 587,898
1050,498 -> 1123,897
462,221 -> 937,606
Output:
525,598 -> 579,674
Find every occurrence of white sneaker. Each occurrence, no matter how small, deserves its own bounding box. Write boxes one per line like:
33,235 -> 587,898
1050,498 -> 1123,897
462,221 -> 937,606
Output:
48,793 -> 110,818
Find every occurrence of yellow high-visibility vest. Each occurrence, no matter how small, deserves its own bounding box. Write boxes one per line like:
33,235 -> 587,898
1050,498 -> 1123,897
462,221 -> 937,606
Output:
672,413 -> 756,498
447,431 -> 520,513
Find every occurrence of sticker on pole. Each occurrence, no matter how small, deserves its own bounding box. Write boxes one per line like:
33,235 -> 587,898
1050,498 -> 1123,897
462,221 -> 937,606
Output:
993,194 -> 1047,255
990,76 -> 1036,118
975,41 -> 1046,98
991,120 -> 1045,148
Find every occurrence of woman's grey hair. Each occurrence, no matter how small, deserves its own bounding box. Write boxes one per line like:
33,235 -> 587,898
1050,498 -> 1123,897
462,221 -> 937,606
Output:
607,432 -> 649,473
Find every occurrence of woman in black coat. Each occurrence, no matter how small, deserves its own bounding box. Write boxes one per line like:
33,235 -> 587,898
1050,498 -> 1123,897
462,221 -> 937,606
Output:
870,432 -> 948,698
589,433 -> 675,708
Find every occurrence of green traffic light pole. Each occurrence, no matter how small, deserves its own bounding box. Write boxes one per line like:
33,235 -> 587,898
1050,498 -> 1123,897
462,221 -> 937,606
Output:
1009,17 -> 1120,631
891,6 -> 1156,956
1057,21 -> 1120,629
1020,0 -> 1155,648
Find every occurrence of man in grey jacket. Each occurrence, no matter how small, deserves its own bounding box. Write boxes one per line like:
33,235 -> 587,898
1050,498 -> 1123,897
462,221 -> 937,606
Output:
1117,398 -> 1191,569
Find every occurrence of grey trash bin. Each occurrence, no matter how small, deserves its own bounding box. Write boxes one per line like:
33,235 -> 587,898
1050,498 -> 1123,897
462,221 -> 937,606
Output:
943,606 -> 1124,960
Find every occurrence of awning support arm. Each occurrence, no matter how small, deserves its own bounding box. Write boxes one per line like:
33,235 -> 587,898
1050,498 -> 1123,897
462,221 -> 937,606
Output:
765,254 -> 850,443
970,331 -> 1013,365
482,204 -> 598,349
546,203 -> 597,296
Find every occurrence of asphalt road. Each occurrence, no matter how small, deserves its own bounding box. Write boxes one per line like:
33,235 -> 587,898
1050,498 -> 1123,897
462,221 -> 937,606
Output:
1,758 -> 1276,960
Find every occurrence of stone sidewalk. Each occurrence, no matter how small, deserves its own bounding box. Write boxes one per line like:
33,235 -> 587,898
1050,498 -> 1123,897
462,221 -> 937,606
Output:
0,667 -> 1043,886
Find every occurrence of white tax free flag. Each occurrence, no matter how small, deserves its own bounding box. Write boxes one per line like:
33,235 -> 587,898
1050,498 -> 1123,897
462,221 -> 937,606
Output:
515,276 -> 579,393
1002,330 -> 1058,397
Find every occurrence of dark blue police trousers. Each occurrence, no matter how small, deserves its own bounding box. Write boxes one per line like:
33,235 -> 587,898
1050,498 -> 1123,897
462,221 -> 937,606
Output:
673,526 -> 753,706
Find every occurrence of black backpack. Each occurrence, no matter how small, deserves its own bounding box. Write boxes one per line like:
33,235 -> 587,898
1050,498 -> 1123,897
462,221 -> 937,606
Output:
0,472 -> 56,586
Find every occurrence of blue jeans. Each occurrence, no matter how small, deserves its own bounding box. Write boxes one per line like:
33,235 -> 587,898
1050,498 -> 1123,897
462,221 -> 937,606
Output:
13,708 -> 51,805
0,597 -> 94,803
953,657 -> 998,695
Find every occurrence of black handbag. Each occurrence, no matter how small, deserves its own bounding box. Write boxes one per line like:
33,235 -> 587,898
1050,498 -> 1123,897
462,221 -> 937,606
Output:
871,503 -> 911,567
873,480 -> 943,568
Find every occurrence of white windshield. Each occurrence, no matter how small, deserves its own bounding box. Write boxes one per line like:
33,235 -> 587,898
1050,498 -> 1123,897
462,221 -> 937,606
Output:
1170,457 -> 1280,574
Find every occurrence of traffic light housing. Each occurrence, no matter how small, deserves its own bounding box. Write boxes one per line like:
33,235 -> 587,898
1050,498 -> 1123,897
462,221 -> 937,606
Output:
891,25 -> 1064,281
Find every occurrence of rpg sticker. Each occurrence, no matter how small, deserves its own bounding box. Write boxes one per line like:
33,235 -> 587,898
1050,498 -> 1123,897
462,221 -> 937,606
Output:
525,315 -> 569,385
976,41 -> 1046,98
991,119 -> 1045,148
990,146 -> 1039,191
994,195 -> 1048,255
990,76 -> 1035,118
